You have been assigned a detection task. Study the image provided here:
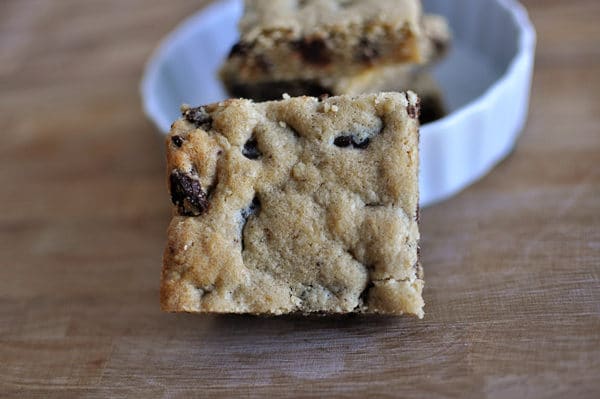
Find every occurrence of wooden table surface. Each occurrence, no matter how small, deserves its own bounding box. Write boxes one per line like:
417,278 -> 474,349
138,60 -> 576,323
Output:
1,1 -> 599,397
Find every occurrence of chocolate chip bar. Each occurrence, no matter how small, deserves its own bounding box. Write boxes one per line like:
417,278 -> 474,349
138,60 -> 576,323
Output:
227,66 -> 447,124
162,93 -> 423,317
222,13 -> 451,124
220,0 -> 424,88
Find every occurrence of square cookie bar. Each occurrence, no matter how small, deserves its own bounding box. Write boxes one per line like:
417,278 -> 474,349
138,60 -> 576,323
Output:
220,0 -> 423,86
226,65 -> 447,124
222,13 -> 451,119
162,93 -> 424,317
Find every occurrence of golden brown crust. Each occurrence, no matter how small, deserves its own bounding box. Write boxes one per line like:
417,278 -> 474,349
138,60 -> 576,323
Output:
162,93 -> 423,317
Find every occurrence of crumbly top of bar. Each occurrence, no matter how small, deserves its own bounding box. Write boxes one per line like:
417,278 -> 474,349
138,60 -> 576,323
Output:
162,93 -> 423,317
239,0 -> 422,40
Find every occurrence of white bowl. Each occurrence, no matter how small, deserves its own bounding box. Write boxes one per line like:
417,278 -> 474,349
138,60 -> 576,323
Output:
141,0 -> 535,207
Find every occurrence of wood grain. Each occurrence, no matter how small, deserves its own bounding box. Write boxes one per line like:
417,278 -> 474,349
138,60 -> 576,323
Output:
0,1 -> 599,398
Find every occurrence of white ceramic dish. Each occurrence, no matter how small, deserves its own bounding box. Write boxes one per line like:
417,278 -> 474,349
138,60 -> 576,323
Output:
141,0 -> 535,207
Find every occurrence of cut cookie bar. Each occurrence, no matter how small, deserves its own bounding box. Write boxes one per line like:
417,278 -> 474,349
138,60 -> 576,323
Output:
222,12 -> 451,123
220,0 -> 424,86
162,93 -> 424,317
226,66 -> 447,124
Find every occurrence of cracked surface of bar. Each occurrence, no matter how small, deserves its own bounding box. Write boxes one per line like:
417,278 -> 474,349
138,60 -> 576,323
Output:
161,93 -> 423,317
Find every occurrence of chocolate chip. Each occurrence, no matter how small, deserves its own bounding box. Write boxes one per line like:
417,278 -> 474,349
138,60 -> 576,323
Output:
406,95 -> 421,120
353,137 -> 370,149
183,107 -> 213,130
169,170 -> 209,216
254,54 -> 273,72
432,38 -> 447,55
356,37 -> 380,64
407,105 -> 420,119
334,135 -> 371,149
228,42 -> 250,58
242,138 -> 262,160
171,135 -> 184,148
292,37 -> 331,66
334,136 -> 352,148
241,196 -> 261,220
358,282 -> 374,307
240,196 -> 261,251
287,124 -> 300,139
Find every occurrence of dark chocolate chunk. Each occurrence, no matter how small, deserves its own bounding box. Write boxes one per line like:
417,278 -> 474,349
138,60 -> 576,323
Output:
292,37 -> 332,66
254,54 -> 273,72
169,170 -> 209,216
406,94 -> 421,120
334,135 -> 371,149
333,136 -> 353,148
241,196 -> 261,221
171,135 -> 184,148
432,38 -> 448,55
240,196 -> 261,251
353,137 -> 370,149
228,42 -> 250,58
183,107 -> 213,130
358,282 -> 375,307
407,104 -> 420,119
287,124 -> 300,139
242,137 -> 262,160
356,37 -> 380,64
